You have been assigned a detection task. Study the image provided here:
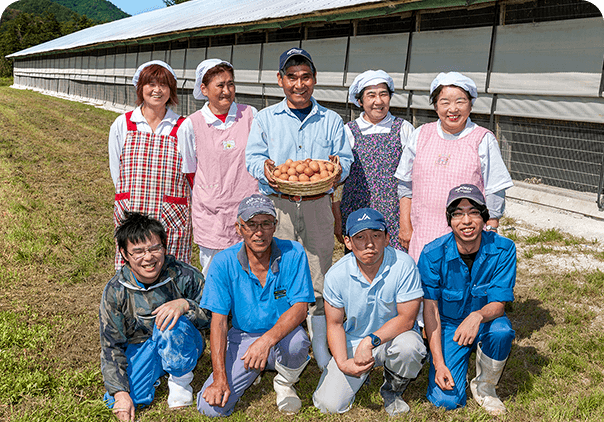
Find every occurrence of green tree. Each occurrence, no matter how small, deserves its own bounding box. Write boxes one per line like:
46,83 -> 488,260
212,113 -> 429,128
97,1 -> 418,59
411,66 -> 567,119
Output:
0,12 -> 63,76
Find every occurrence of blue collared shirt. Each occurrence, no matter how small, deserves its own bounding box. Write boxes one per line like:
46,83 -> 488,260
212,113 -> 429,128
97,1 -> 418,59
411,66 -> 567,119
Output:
418,231 -> 516,325
200,238 -> 315,333
245,97 -> 353,195
323,246 -> 423,350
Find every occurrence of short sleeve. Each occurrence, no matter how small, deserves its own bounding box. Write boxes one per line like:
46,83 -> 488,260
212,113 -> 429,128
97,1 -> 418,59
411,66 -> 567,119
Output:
199,254 -> 233,316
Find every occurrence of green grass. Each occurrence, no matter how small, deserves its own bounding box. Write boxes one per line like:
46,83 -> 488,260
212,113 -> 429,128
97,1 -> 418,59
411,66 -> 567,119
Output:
1,86 -> 604,421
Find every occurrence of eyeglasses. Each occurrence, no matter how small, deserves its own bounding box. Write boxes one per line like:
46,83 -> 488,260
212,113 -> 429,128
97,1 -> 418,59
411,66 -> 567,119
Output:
240,220 -> 276,232
127,244 -> 164,260
449,210 -> 482,220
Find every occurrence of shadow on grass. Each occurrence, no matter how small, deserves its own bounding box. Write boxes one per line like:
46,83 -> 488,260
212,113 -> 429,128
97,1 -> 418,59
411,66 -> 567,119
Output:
506,298 -> 554,341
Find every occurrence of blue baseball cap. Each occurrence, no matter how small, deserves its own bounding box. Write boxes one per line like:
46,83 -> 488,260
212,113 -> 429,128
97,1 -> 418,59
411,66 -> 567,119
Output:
237,194 -> 276,222
346,208 -> 387,237
279,47 -> 315,73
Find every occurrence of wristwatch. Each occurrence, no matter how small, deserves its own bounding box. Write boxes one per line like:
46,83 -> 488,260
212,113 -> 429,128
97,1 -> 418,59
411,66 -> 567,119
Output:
368,333 -> 381,347
484,225 -> 497,232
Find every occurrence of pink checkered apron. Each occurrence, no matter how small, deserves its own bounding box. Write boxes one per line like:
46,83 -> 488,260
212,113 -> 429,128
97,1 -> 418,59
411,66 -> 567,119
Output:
113,111 -> 192,269
190,104 -> 258,250
409,121 -> 488,262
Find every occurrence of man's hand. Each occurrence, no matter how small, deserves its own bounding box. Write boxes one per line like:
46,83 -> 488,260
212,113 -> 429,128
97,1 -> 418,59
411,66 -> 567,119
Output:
453,311 -> 483,346
398,225 -> 412,251
152,299 -> 189,331
113,391 -> 135,421
353,337 -> 375,367
202,378 -> 231,408
263,159 -> 279,189
329,155 -> 342,186
337,357 -> 374,378
433,362 -> 455,391
241,335 -> 272,371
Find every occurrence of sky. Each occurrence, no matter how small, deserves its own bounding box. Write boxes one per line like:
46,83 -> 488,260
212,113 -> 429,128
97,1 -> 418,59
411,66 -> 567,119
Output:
108,0 -> 167,16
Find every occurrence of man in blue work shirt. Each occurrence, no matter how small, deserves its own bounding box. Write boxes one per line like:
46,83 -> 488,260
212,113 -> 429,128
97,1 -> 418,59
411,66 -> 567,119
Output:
419,184 -> 516,415
197,194 -> 315,417
313,208 -> 426,416
245,47 -> 354,370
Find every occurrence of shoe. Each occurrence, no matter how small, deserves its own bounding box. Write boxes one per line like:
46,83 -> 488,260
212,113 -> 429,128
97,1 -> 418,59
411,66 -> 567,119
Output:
167,372 -> 194,409
273,357 -> 310,414
380,365 -> 411,416
306,315 -> 331,371
470,344 -> 508,415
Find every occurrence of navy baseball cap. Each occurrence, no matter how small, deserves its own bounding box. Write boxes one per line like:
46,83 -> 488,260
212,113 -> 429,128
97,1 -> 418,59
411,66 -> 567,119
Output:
346,208 -> 387,237
279,47 -> 315,73
237,194 -> 277,222
446,184 -> 486,208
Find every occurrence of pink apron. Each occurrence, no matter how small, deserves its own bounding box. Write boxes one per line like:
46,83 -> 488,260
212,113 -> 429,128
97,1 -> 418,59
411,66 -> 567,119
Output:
409,121 -> 488,262
190,104 -> 258,249
113,111 -> 192,269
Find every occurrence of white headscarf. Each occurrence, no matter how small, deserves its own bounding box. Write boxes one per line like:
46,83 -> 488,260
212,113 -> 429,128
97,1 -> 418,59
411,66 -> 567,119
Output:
193,59 -> 233,100
348,70 -> 395,107
132,60 -> 176,87
430,72 -> 477,105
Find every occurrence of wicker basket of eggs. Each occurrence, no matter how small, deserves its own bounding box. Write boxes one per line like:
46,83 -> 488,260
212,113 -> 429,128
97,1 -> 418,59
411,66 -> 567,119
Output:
271,156 -> 341,196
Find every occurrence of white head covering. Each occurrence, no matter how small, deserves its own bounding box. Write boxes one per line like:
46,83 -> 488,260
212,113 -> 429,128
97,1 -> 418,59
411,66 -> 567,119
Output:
348,70 -> 395,107
430,72 -> 477,105
193,59 -> 233,100
132,60 -> 176,88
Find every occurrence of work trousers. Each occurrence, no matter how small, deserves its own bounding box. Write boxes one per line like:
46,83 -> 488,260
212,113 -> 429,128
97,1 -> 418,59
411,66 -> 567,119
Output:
104,316 -> 204,408
197,325 -> 310,417
272,195 -> 334,316
426,315 -> 515,409
313,328 -> 427,414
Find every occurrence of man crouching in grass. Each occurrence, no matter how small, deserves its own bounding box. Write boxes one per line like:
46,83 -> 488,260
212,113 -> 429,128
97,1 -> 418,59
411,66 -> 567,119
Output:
313,208 -> 426,416
100,212 -> 210,422
197,194 -> 315,416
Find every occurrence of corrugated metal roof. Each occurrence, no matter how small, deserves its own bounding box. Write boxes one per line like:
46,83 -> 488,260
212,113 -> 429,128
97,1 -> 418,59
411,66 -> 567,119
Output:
8,0 -> 405,58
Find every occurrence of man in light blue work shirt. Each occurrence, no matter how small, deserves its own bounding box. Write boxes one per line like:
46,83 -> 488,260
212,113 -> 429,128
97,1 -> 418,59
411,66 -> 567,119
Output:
313,208 -> 426,416
245,47 -> 354,371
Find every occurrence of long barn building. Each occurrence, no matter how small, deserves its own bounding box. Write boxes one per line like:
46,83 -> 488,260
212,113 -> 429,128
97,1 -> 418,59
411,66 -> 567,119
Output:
8,0 -> 604,213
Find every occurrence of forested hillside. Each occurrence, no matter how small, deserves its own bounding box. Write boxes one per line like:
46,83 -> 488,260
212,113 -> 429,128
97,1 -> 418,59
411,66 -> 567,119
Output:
0,0 -> 129,77
4,0 -> 128,23
52,0 -> 128,22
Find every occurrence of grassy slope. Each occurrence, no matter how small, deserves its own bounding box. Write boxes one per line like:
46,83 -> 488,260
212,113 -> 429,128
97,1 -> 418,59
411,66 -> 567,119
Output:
0,83 -> 603,420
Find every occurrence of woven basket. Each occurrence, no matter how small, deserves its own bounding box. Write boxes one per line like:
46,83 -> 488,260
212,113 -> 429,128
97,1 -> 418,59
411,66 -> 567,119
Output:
273,158 -> 341,196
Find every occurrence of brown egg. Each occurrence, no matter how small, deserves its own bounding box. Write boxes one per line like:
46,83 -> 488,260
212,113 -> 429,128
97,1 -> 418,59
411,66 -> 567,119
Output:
285,158 -> 293,166
288,175 -> 299,182
305,158 -> 312,164
310,174 -> 321,182
320,170 -> 329,179
278,173 -> 289,181
287,167 -> 297,176
296,163 -> 307,174
318,161 -> 326,172
279,164 -> 289,173
274,168 -> 282,177
298,174 -> 310,182
304,167 -> 314,177
325,162 -> 334,172
309,161 -> 320,172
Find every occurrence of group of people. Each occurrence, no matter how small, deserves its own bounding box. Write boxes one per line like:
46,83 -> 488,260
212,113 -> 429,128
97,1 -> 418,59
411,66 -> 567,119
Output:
100,46 -> 517,421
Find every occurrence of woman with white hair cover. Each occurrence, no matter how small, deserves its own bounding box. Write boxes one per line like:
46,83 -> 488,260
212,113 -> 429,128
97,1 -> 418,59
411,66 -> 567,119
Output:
177,59 -> 258,276
394,72 -> 513,262
109,60 -> 194,269
334,70 -> 414,251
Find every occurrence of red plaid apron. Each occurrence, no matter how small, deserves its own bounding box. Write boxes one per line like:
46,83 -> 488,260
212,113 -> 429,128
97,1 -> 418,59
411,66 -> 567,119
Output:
113,111 -> 192,269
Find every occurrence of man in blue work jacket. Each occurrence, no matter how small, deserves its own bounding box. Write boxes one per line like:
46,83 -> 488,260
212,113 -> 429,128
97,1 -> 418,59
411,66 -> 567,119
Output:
418,184 -> 516,415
